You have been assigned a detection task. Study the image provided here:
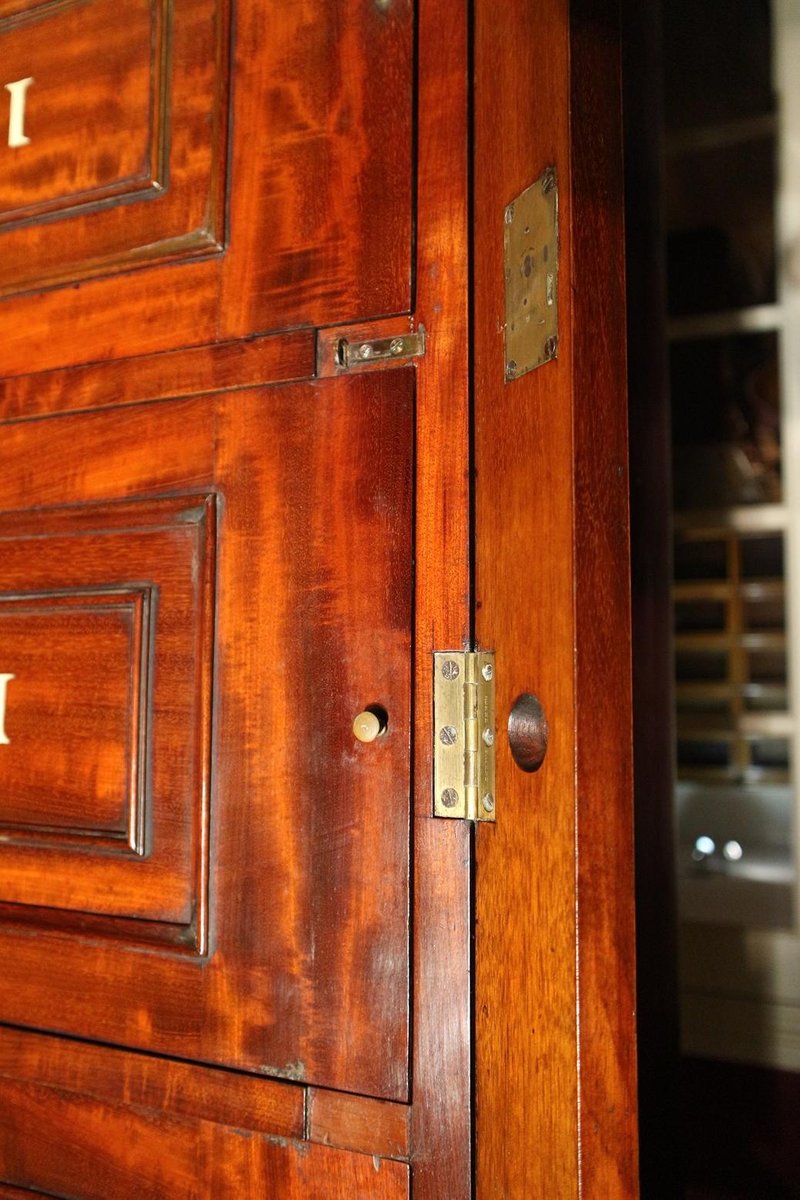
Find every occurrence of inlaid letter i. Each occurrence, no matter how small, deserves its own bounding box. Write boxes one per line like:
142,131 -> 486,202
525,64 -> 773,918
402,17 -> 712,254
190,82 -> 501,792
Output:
0,674 -> 14,745
5,77 -> 33,148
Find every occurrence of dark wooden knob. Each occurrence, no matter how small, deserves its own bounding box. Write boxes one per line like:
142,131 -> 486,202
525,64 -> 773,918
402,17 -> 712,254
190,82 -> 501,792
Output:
507,693 -> 548,772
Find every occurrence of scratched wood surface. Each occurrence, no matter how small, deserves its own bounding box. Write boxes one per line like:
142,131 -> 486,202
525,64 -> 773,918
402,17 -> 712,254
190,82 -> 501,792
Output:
0,373 -> 413,1102
0,1079 -> 409,1199
0,0 -> 413,375
473,0 -> 639,1195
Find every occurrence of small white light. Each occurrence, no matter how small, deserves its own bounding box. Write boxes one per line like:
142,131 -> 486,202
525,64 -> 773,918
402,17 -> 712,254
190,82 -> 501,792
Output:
723,840 -> 744,862
692,835 -> 716,861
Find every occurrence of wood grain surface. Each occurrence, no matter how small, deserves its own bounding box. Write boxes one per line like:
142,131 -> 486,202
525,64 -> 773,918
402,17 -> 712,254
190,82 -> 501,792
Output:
0,373 -> 414,1102
0,330 -> 316,423
0,1079 -> 409,1199
473,0 -> 638,1195
0,0 -> 642,1191
307,1089 -> 409,1160
0,495 -> 215,944
0,0 -> 413,375
0,0 -> 228,294
410,0 -> 473,1193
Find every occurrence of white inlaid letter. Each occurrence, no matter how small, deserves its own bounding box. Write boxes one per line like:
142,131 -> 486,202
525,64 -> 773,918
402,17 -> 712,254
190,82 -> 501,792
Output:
5,77 -> 33,148
0,674 -> 14,745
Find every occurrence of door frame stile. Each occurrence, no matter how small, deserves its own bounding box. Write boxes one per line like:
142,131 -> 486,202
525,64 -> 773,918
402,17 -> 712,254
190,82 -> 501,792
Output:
473,0 -> 639,1194
411,0 -> 473,1193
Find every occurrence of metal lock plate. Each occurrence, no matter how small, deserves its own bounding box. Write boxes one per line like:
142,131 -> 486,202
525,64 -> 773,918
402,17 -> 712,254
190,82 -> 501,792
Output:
433,651 -> 496,822
503,167 -> 559,381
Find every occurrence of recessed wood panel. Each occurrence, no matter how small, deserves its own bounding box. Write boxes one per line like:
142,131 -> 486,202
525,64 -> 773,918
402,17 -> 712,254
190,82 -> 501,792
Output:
0,1080 -> 408,1199
0,588 -> 150,851
0,494 -> 215,949
0,0 -> 228,295
0,0 -> 163,227
0,0 -> 413,378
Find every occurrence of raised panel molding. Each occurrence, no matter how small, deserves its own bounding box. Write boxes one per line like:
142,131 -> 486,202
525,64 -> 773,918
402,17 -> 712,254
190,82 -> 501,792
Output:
0,0 -> 169,229
0,586 -> 152,855
0,0 -> 229,295
0,493 -> 216,952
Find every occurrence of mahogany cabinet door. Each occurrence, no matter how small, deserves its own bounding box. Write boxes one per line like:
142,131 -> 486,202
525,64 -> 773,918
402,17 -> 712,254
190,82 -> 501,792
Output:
0,0 -> 640,1193
0,0 -> 421,1193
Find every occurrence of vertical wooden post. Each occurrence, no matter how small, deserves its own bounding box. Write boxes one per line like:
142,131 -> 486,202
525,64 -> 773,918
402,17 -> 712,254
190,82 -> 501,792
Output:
473,0 -> 639,1193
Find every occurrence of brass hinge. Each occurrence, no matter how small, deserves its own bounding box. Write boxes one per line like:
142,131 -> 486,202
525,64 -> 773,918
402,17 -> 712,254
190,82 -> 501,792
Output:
433,650 -> 496,822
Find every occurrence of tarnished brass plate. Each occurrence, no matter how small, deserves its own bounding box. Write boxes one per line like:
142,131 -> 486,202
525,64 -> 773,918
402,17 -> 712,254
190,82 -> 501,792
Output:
503,167 -> 559,380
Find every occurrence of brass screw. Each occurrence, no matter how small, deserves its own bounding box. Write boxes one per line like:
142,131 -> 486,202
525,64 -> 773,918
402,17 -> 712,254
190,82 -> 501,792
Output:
441,660 -> 460,681
482,793 -> 495,814
441,788 -> 459,809
389,338 -> 405,355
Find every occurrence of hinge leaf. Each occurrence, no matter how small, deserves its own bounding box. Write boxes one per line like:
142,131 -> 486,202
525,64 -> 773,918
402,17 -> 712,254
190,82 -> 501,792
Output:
433,650 -> 496,821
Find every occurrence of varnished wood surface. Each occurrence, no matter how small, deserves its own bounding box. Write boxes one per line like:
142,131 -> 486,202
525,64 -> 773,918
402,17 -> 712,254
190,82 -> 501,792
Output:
0,1024 -> 414,1167
0,1186 -> 44,1198
0,373 -> 413,1101
0,0 -> 227,295
410,0 -> 472,1194
0,1026 -> 304,1140
307,1089 -> 409,1160
0,0 -> 413,376
219,0 -> 414,340
0,495 -> 214,941
0,330 -> 316,423
473,0 -> 638,1195
0,1077 -> 409,1198
0,0 -> 644,1190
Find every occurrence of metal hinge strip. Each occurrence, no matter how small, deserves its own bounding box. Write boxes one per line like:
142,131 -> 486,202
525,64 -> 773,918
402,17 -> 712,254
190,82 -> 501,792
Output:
433,650 -> 496,822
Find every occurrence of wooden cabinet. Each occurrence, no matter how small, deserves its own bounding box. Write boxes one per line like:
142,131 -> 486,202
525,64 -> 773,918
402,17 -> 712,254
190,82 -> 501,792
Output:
0,0 -> 637,1195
